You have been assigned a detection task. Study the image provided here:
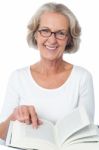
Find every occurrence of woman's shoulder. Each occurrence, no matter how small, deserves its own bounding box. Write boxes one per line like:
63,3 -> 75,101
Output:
73,65 -> 93,79
11,66 -> 29,74
8,66 -> 30,80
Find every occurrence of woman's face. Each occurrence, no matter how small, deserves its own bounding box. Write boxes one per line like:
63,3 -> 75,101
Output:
35,12 -> 69,61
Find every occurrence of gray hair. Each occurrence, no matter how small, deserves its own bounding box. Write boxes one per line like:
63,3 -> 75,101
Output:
27,2 -> 81,53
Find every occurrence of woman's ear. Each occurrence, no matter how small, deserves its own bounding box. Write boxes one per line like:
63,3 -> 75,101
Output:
34,32 -> 38,40
67,33 -> 71,45
66,33 -> 73,49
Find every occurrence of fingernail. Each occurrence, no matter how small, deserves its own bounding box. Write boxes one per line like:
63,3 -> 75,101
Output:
33,125 -> 38,129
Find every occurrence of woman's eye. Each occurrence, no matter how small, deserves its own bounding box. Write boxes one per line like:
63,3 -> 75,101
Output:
58,31 -> 65,35
42,29 -> 50,33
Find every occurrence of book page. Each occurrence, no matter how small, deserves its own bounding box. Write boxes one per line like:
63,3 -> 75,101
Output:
7,120 -> 57,149
55,106 -> 90,146
69,135 -> 99,144
66,125 -> 99,143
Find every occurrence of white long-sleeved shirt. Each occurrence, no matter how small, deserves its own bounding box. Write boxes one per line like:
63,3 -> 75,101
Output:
0,65 -> 95,124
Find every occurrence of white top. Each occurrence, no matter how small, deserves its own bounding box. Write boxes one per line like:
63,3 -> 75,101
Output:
0,65 -> 95,124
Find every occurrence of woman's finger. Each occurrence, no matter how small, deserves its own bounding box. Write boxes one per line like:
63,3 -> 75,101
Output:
29,106 -> 38,128
21,106 -> 31,124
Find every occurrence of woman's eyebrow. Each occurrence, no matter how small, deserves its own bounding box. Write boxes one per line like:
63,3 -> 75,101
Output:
39,27 -> 68,31
38,26 -> 49,29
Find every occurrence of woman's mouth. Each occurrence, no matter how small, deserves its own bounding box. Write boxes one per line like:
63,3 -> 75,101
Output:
45,45 -> 58,51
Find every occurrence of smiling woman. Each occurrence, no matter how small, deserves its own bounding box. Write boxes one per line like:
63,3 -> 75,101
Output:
34,12 -> 69,61
27,3 -> 81,53
0,2 -> 95,144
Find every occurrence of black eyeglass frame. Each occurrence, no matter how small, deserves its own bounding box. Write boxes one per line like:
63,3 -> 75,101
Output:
38,28 -> 68,40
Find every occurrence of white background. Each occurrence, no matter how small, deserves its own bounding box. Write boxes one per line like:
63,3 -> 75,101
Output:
0,0 -> 99,124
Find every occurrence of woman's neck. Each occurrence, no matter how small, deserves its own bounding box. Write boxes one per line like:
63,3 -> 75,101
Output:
35,58 -> 66,76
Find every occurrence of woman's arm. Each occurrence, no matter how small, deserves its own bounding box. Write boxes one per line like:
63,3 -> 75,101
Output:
78,71 -> 95,122
0,70 -> 42,141
0,71 -> 20,140
0,115 -> 12,140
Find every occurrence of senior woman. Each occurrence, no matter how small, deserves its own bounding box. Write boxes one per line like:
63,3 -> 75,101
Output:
0,2 -> 94,143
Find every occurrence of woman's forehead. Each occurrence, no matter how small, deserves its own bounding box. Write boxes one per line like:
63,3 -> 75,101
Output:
39,12 -> 69,30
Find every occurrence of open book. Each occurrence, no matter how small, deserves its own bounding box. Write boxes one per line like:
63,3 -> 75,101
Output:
6,106 -> 99,150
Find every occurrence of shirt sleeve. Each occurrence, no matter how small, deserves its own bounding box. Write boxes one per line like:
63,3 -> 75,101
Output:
0,71 -> 20,123
78,71 -> 95,122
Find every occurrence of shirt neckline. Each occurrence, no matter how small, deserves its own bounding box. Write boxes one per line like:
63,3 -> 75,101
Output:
27,65 -> 75,92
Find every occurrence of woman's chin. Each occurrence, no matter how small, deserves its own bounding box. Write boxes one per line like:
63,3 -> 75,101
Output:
41,54 -> 61,61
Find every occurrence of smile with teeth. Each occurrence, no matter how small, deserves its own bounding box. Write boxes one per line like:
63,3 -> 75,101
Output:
46,45 -> 58,50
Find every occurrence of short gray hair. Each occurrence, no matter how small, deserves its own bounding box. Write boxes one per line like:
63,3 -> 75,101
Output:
27,2 -> 81,53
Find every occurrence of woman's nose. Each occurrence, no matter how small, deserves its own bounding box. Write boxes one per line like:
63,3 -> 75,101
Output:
47,33 -> 57,43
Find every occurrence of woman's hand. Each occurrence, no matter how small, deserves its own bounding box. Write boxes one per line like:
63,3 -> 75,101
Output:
10,105 -> 42,128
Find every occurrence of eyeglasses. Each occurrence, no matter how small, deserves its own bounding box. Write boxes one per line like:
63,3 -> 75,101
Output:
38,28 -> 68,40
